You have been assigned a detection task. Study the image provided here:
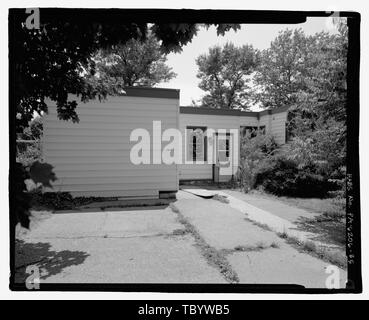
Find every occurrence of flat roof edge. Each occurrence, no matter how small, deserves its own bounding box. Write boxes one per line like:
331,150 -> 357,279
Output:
123,87 -> 180,99
259,105 -> 290,116
180,105 -> 290,117
179,107 -> 258,117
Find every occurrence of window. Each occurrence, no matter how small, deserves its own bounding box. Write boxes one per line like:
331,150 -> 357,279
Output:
240,126 -> 266,138
217,134 -> 230,162
186,126 -> 207,162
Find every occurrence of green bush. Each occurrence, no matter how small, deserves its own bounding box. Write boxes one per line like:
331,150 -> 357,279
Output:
30,190 -> 75,210
30,189 -> 115,210
254,157 -> 338,198
236,132 -> 278,192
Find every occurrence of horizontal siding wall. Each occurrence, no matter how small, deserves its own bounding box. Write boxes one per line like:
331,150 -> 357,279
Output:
43,96 -> 178,198
270,111 -> 287,144
259,114 -> 271,133
259,111 -> 287,144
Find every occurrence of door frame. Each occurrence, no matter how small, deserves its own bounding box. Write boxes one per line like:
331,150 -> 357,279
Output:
214,131 -> 234,180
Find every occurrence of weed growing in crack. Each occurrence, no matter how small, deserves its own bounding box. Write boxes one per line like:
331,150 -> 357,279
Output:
244,217 -> 273,231
171,228 -> 188,236
231,241 -> 280,253
277,231 -> 288,239
169,203 -> 180,213
169,203 -> 239,283
270,241 -> 280,248
277,232 -> 347,269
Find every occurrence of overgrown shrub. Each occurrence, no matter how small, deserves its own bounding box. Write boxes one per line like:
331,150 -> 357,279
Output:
30,189 -> 115,210
236,132 -> 278,192
30,190 -> 75,210
254,156 -> 339,198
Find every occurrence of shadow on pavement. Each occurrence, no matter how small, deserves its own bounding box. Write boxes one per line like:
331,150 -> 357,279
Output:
14,240 -> 89,283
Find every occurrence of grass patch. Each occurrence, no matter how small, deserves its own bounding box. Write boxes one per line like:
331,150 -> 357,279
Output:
245,190 -> 346,249
296,216 -> 346,247
169,203 -> 239,283
278,233 -> 347,269
248,190 -> 345,217
302,240 -> 317,252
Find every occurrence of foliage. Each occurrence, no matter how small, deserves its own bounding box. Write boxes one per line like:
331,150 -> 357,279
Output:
253,29 -> 309,109
29,191 -> 113,210
254,23 -> 347,116
254,156 -> 338,198
12,9 -> 240,130
16,140 -> 42,167
13,164 -> 31,229
89,33 -> 176,87
250,21 -> 348,199
17,117 -> 43,167
28,161 -> 57,188
236,132 -> 278,192
196,43 -> 259,109
19,116 -> 43,140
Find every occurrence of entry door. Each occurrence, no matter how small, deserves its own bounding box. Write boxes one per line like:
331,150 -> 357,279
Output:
216,133 -> 233,177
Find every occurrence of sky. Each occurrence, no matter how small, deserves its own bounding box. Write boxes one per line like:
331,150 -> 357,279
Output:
158,17 -> 340,107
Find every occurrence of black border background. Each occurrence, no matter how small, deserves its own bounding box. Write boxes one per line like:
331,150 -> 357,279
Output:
8,8 -> 362,294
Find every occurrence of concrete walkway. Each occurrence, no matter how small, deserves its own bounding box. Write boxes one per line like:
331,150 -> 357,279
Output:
221,190 -> 319,223
176,190 -> 347,288
15,190 -> 347,288
183,188 -> 334,246
16,207 -> 226,284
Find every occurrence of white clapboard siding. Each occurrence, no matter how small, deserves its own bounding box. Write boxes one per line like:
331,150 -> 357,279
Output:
259,113 -> 271,133
270,111 -> 288,144
178,108 -> 288,181
178,113 -> 257,180
43,94 -> 179,198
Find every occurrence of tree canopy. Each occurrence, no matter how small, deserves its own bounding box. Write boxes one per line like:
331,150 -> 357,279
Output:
11,9 -> 240,133
195,43 -> 259,109
254,25 -> 347,121
88,34 -> 176,88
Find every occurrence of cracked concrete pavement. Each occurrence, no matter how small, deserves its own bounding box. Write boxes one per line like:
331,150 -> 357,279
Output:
16,206 -> 226,283
15,190 -> 347,288
175,190 -> 347,288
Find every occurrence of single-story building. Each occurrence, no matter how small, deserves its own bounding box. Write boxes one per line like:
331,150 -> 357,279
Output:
42,87 -> 289,199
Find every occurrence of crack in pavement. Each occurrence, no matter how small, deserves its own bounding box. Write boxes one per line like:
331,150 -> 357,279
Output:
169,203 -> 240,284
23,232 -> 167,241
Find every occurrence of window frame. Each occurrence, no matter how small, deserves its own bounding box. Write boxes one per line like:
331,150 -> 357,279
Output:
186,126 -> 207,162
240,125 -> 266,138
